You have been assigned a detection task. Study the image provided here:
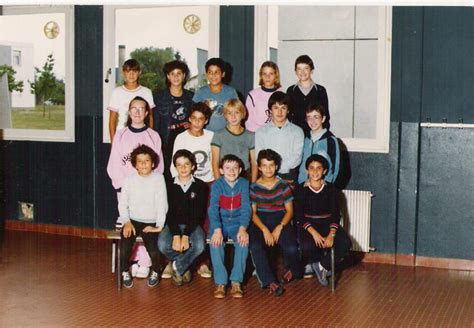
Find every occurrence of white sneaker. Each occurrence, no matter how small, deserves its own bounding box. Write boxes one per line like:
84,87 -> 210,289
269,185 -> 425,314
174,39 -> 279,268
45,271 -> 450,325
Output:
197,264 -> 212,278
136,265 -> 150,278
130,263 -> 139,277
161,262 -> 173,279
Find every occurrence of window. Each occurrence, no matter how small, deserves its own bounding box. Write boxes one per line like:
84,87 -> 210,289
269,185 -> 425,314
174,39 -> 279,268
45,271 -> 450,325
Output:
0,5 -> 74,142
102,5 -> 219,143
13,50 -> 22,67
255,6 -> 391,153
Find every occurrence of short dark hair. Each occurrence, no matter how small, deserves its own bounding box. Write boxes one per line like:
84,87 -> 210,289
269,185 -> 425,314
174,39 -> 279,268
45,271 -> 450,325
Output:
268,91 -> 291,111
163,60 -> 190,88
131,144 -> 159,168
305,103 -> 327,117
294,55 -> 315,71
257,149 -> 282,172
122,59 -> 141,71
205,57 -> 226,73
126,96 -> 151,127
189,102 -> 212,121
305,154 -> 328,171
173,149 -> 197,172
220,154 -> 244,170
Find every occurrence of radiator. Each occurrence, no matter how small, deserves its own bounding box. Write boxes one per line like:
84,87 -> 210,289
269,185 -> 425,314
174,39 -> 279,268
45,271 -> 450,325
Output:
340,190 -> 373,253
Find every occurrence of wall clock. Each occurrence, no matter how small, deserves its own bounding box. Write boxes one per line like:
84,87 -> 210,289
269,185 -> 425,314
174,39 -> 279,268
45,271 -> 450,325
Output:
44,21 -> 60,39
183,14 -> 201,34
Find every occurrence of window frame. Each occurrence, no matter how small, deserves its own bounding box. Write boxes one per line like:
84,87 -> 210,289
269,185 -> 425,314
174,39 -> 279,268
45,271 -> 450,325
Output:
254,6 -> 392,153
102,5 -> 220,143
0,5 -> 75,143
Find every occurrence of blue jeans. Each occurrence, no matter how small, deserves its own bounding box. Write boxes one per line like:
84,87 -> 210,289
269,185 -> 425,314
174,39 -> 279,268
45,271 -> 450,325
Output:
249,211 -> 302,287
209,224 -> 248,285
158,225 -> 205,276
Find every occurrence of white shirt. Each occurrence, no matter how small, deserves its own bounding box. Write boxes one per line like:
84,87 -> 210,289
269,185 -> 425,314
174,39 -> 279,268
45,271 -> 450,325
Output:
107,85 -> 155,131
170,129 -> 214,182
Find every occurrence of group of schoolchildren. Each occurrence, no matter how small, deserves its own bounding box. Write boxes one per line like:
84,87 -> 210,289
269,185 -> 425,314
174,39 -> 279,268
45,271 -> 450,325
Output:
106,54 -> 352,298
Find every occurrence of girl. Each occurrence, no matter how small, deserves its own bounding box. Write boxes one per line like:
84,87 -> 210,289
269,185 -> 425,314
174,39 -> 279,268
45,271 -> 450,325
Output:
153,60 -> 194,179
245,61 -> 283,132
248,149 -> 302,297
107,96 -> 164,280
107,59 -> 155,142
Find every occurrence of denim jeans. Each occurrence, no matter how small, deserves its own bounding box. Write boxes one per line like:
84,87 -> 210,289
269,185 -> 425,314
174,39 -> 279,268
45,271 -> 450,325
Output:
158,224 -> 205,276
249,211 -> 301,287
209,223 -> 248,285
299,224 -> 352,272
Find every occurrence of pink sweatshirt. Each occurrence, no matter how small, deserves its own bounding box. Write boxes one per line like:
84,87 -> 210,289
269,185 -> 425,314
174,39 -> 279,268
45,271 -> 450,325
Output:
107,125 -> 164,190
245,86 -> 283,132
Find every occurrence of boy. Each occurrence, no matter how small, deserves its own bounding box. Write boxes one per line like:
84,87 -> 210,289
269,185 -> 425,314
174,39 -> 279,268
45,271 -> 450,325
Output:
255,91 -> 304,185
107,59 -> 155,142
153,60 -> 194,178
158,150 -> 208,286
286,55 -> 329,133
170,102 -> 214,278
298,104 -> 340,184
211,98 -> 257,182
118,144 -> 168,288
193,58 -> 238,132
294,154 -> 352,287
171,102 -> 214,183
208,155 -> 251,299
249,149 -> 302,297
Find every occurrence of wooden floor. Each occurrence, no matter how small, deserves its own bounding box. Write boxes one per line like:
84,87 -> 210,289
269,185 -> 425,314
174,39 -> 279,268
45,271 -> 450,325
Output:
0,230 -> 473,327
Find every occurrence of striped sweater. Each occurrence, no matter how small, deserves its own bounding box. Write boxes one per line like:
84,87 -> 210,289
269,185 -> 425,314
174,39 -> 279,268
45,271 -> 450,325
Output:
250,178 -> 293,213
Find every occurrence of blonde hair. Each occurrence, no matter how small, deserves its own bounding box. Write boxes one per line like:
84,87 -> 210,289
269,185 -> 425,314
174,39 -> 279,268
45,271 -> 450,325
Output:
258,61 -> 281,88
223,98 -> 247,118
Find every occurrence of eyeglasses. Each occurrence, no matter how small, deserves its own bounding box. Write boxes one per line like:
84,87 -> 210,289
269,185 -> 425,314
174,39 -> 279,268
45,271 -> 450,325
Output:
130,107 -> 146,113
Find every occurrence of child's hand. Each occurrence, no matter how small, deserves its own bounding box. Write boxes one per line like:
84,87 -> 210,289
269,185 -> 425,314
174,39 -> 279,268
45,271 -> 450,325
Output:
271,224 -> 283,243
122,221 -> 136,238
181,235 -> 190,252
143,226 -> 162,233
237,227 -> 249,247
211,229 -> 223,247
311,231 -> 326,248
172,235 -> 182,252
262,227 -> 275,247
324,234 -> 334,248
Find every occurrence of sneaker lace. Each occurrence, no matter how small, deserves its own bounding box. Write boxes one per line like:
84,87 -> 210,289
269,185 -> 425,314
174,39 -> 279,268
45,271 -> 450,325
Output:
122,271 -> 131,280
283,270 -> 293,282
150,271 -> 158,280
268,282 -> 279,294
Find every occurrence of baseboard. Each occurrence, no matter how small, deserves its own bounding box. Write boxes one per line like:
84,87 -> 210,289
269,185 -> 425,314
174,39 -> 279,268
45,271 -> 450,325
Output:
4,219 -> 110,238
360,251 -> 473,271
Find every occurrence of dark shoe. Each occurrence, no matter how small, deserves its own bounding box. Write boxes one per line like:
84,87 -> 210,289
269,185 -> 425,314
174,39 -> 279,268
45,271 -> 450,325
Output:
147,270 -> 160,287
268,282 -> 285,297
303,264 -> 314,278
172,269 -> 184,287
182,270 -> 192,284
312,262 -> 328,287
122,271 -> 134,288
280,270 -> 295,285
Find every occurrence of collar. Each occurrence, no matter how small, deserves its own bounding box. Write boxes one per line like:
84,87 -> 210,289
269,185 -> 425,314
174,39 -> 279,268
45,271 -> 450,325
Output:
174,176 -> 195,187
270,119 -> 290,129
128,124 -> 148,133
261,86 -> 279,92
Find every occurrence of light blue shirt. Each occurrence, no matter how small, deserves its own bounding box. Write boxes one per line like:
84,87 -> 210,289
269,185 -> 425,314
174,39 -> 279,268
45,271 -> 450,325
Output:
255,120 -> 304,174
192,84 -> 238,132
